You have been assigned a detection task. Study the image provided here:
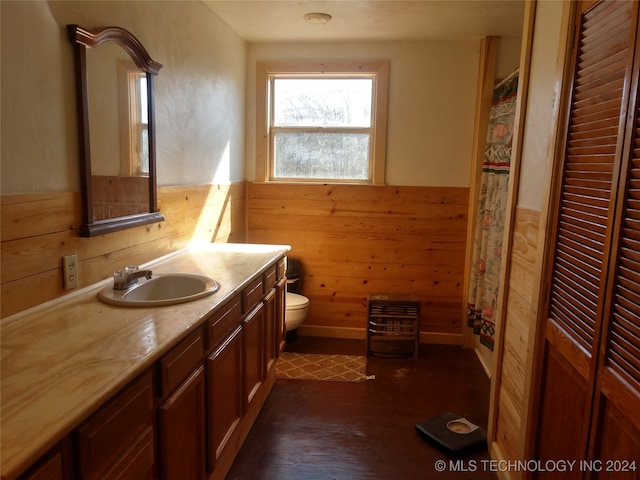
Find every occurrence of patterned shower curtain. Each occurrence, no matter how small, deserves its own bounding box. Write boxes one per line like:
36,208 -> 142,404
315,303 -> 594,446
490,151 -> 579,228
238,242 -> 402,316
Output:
466,72 -> 518,350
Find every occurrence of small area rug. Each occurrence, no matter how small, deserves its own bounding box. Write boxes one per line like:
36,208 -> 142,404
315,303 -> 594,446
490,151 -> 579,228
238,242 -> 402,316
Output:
275,352 -> 367,383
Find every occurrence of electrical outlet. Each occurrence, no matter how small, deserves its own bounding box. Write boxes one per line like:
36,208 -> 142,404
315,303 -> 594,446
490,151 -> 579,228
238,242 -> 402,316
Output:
63,254 -> 78,289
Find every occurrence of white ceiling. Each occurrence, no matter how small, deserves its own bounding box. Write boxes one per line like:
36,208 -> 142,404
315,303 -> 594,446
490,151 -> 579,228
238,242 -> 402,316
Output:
203,0 -> 526,43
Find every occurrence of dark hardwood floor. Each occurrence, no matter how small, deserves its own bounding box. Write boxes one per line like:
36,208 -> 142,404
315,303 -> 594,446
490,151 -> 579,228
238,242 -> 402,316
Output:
226,336 -> 496,480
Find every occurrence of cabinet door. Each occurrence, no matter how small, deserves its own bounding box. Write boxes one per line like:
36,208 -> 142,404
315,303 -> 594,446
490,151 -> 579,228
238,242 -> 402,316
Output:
243,303 -> 265,410
206,326 -> 243,472
264,288 -> 277,373
158,366 -> 206,480
102,427 -> 155,480
21,452 -> 63,480
75,372 -> 154,480
276,278 -> 286,355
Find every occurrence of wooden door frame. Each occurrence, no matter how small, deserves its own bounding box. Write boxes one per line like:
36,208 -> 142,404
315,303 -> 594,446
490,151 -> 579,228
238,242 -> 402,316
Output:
518,0 -> 586,471
484,0 -> 536,457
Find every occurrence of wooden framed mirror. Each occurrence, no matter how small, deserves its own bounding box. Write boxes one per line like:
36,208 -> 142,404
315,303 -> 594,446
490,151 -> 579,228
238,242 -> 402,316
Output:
68,24 -> 164,237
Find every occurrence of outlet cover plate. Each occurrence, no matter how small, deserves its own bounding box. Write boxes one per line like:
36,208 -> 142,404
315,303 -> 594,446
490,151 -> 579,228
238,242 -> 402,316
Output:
63,254 -> 78,289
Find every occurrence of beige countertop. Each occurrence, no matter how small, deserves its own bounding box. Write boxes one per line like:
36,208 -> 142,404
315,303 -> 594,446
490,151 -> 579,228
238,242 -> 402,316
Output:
0,243 -> 289,480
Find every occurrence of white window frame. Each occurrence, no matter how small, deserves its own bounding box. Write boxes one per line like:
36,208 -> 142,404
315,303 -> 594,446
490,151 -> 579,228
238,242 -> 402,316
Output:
256,61 -> 389,184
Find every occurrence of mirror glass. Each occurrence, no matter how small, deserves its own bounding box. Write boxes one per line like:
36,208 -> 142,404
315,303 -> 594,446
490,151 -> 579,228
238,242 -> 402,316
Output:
86,43 -> 150,221
68,25 -> 164,237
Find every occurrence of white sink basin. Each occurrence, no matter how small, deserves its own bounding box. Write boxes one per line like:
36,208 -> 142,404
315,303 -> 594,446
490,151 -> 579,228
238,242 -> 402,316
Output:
98,273 -> 219,307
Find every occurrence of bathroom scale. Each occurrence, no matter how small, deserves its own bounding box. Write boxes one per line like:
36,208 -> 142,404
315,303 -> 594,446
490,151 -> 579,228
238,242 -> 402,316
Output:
415,412 -> 487,453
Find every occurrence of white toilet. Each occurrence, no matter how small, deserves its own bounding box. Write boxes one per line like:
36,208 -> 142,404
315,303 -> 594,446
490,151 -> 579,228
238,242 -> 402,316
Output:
285,292 -> 309,332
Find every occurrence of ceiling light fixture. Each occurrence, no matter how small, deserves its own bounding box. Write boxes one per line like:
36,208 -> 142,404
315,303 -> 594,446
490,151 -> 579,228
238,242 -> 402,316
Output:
304,12 -> 332,25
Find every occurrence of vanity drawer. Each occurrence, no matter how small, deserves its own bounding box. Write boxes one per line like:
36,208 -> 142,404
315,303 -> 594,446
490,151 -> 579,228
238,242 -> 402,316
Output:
157,328 -> 204,398
264,265 -> 277,291
277,257 -> 286,280
243,277 -> 264,314
207,295 -> 242,351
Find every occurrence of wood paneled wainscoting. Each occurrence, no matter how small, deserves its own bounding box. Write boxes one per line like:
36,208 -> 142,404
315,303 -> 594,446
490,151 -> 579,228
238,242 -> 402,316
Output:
490,206 -> 540,479
247,182 -> 469,344
0,183 -> 246,318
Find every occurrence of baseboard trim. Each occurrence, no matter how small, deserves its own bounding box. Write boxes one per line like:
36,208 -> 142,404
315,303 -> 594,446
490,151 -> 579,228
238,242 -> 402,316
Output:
297,325 -> 365,339
420,331 -> 464,345
296,325 -> 463,345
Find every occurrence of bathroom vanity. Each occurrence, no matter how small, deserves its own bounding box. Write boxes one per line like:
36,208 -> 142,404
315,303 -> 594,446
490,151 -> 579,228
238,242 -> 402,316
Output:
0,243 -> 289,480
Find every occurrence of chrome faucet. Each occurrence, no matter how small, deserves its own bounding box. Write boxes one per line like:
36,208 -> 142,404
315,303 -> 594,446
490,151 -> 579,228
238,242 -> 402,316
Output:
113,266 -> 152,290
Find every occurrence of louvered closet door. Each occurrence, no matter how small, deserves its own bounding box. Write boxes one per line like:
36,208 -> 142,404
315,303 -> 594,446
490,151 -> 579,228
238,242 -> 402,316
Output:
534,1 -> 639,476
592,58 -> 640,468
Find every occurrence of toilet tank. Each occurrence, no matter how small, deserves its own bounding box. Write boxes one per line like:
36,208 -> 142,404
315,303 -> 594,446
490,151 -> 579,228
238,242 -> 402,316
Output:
286,257 -> 303,293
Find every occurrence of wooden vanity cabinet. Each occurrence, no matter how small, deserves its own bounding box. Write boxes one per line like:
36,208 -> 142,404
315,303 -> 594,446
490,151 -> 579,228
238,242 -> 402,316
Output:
12,256 -> 287,480
74,371 -> 155,480
156,328 -> 206,480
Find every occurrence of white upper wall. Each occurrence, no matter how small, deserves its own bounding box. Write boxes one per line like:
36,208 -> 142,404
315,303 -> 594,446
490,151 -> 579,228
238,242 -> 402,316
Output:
1,0 -> 247,193
1,1 -> 522,193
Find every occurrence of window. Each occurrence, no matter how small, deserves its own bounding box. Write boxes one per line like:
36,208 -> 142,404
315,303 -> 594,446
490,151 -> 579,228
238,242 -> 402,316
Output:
256,61 -> 389,184
118,61 -> 149,176
132,74 -> 149,174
